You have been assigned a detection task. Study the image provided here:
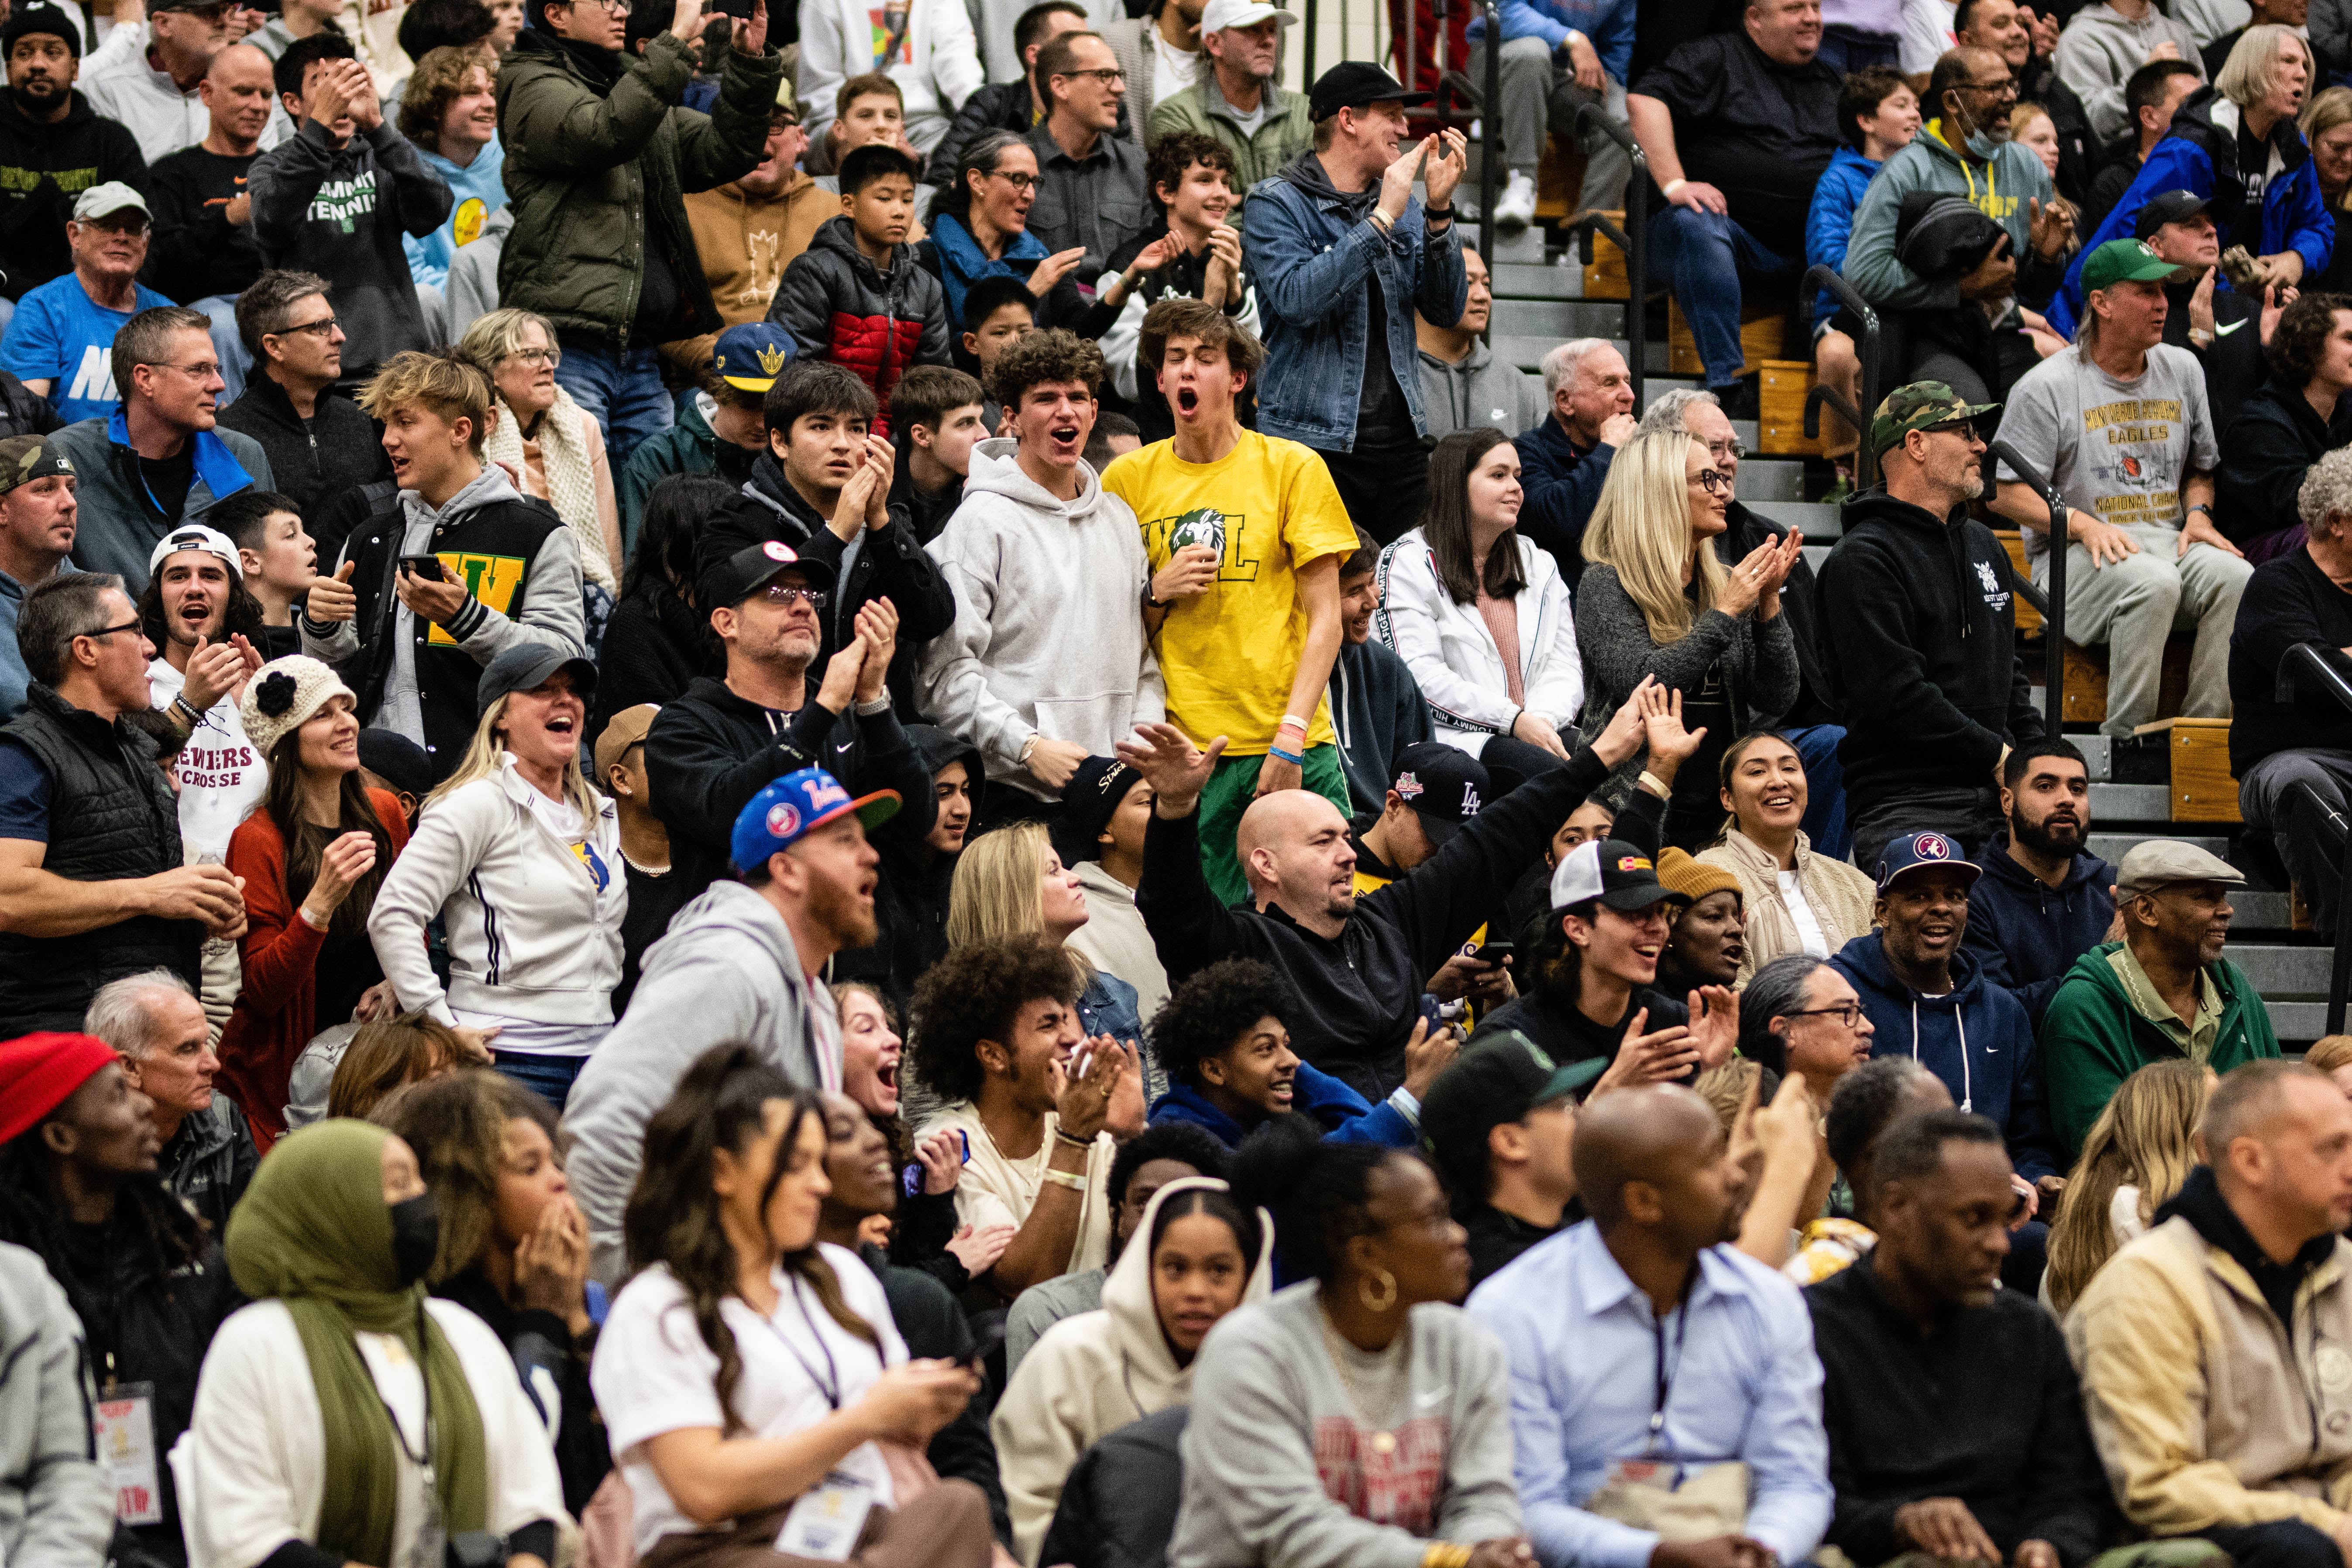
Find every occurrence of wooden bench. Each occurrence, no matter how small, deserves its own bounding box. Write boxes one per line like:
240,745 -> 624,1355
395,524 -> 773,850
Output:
2126,717 -> 2243,824
1668,297 -> 1794,381
1992,531 -> 2200,727
1757,360 -> 1823,456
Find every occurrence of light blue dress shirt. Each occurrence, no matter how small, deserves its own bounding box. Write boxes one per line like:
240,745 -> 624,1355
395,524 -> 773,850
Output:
1466,1221 -> 1834,1568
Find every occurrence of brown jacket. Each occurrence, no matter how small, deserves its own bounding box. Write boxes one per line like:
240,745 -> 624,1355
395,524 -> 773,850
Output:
665,170 -> 835,375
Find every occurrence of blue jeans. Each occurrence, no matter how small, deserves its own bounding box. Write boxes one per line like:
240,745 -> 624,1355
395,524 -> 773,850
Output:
552,334 -> 673,468
1785,723 -> 1850,863
1648,204 -> 1801,387
492,1050 -> 585,1112
190,294 -> 252,407
1813,24 -> 1900,74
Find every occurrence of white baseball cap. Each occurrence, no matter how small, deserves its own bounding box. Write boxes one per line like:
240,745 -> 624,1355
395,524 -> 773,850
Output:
148,524 -> 243,581
1200,0 -> 1296,32
72,181 -> 148,223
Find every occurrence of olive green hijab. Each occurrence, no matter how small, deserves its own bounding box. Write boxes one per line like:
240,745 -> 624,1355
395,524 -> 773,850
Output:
225,1119 -> 489,1566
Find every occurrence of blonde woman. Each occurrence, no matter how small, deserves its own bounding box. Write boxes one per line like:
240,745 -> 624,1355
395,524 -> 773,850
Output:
368,643 -> 626,1111
1576,430 -> 1803,850
2041,1059 -> 2212,1313
1698,731 -> 1876,984
2303,86 -> 2352,290
457,309 -> 623,609
2306,1034 -> 2352,1097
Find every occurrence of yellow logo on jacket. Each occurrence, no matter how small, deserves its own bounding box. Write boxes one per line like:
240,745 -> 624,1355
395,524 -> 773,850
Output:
425,551 -> 526,646
452,197 -> 488,247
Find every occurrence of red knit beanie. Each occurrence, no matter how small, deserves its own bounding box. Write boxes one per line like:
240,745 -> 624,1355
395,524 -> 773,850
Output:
0,1032 -> 122,1147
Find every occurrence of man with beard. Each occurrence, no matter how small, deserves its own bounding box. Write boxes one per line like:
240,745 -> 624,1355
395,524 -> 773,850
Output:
1960,739 -> 2116,1026
139,523 -> 267,859
0,6 -> 148,308
562,764 -> 902,1284
1466,1083 -> 1835,1568
2041,839 -> 2280,1159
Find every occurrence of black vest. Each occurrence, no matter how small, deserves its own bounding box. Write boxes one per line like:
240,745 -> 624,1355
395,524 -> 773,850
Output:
339,488 -> 567,778
0,683 -> 199,1030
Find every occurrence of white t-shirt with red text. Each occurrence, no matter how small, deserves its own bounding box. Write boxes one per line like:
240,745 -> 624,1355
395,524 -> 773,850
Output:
148,658 -> 267,860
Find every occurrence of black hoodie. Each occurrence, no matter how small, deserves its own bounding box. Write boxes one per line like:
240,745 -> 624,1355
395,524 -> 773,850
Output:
831,722 -> 976,1015
1960,839 -> 2118,1028
2160,1164 -> 2335,1330
1816,490 -> 2046,808
0,86 -> 146,301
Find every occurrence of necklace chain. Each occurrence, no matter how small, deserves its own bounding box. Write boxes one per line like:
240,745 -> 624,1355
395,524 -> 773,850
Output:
1317,1300 -> 1410,1455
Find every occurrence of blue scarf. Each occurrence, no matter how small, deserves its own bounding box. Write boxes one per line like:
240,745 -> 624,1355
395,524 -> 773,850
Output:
929,213 -> 1050,331
107,408 -> 257,517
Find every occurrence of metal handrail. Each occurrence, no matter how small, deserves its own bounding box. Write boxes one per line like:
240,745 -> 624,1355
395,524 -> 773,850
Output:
2277,644 -> 2352,1032
1802,265 -> 1880,490
1477,0 -> 1501,283
2288,780 -> 2352,1035
1802,382 -> 1861,444
1571,101 -> 1645,410
1987,439 -> 2070,736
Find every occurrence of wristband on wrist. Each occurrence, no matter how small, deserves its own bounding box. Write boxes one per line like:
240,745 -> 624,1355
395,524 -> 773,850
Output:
1019,735 -> 1042,766
853,695 -> 891,716
1041,1166 -> 1088,1191
1663,177 -> 1688,199
1268,745 -> 1306,765
1280,714 -> 1309,734
1638,769 -> 1670,797
1054,1126 -> 1096,1150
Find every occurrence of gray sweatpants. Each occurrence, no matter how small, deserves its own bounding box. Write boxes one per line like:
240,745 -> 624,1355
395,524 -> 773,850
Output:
2032,524 -> 2252,736
2240,747 -> 2352,938
1465,36 -> 1630,211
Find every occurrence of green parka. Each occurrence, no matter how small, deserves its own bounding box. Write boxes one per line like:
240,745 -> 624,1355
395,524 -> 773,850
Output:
495,27 -> 784,346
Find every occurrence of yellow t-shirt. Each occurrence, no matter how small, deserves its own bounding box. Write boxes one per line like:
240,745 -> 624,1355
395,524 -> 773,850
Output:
1103,431 -> 1359,756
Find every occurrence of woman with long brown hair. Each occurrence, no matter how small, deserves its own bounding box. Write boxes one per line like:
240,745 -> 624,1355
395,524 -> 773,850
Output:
220,655 -> 407,1146
591,1043 -> 992,1567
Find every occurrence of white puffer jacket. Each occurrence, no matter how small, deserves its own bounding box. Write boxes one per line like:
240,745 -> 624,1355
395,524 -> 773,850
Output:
1372,527 -> 1582,758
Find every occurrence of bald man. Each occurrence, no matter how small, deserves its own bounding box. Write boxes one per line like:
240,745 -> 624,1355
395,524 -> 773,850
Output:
2068,1061 -> 2352,1568
1119,690 -> 1653,1102
1468,1083 -> 1834,1568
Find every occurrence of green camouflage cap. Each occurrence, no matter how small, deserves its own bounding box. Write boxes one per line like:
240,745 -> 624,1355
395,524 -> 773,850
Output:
0,435 -> 72,495
1869,380 -> 2002,459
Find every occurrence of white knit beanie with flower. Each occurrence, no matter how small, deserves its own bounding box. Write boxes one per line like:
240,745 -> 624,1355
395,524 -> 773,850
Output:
240,656 -> 356,760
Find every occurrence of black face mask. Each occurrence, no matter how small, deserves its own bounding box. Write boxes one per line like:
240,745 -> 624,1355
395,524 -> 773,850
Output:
389,1194 -> 440,1288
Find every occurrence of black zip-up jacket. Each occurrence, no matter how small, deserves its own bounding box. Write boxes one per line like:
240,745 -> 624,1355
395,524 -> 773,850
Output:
1805,1252 -> 2111,1568
154,1100 -> 258,1237
214,371 -> 392,529
644,672 -> 928,903
701,451 -> 959,715
832,723 -> 971,1014
1722,497 -> 1834,727
1959,840 -> 2118,1028
2217,380 -> 2352,549
430,1269 -> 611,1516
1816,490 -> 2045,810
0,368 -> 61,440
0,87 -> 146,302
1139,744 -> 1613,1101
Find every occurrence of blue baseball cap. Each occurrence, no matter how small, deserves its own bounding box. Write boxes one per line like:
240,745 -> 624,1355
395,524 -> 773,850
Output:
714,323 -> 795,393
1872,831 -> 1984,894
731,767 -> 901,874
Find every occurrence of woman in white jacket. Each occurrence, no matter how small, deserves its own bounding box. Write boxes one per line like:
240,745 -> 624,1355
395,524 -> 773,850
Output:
1375,428 -> 1582,780
368,644 -> 625,1112
992,1174 -> 1272,1565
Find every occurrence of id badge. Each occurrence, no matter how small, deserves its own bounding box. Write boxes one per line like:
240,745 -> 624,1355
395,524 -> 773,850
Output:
93,1382 -> 163,1526
1601,1457 -> 1684,1491
777,1471 -> 877,1562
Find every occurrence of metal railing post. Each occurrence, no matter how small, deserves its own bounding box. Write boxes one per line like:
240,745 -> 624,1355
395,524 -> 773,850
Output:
1574,103 -> 1644,409
2275,647 -> 2352,1032
1478,0 -> 1500,273
1988,440 -> 2070,735
1802,265 -> 1878,490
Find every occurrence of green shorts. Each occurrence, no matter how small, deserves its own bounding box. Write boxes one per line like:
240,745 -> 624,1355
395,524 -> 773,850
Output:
1195,743 -> 1352,908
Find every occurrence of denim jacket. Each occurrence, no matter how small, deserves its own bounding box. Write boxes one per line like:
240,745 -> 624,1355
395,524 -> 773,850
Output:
1243,150 -> 1468,451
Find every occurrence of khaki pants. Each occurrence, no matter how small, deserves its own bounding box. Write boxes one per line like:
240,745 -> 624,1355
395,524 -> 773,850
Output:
2032,524 -> 2252,736
640,1478 -> 993,1568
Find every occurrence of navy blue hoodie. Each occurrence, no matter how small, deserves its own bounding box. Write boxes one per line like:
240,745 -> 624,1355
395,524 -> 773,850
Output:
1831,932 -> 2062,1179
1147,1061 -> 1417,1150
1959,841 -> 2116,1028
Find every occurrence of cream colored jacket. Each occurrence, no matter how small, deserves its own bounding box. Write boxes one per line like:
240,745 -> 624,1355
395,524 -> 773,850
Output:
2067,1214 -> 2352,1537
1697,829 -> 1877,986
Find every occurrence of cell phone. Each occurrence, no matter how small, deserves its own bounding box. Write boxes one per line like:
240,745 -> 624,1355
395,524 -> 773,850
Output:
712,0 -> 755,20
965,1318 -> 1008,1371
397,554 -> 445,581
1471,940 -> 1515,967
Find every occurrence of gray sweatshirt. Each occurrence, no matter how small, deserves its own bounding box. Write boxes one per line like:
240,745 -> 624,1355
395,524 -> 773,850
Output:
1169,1282 -> 1522,1568
0,1241 -> 111,1568
561,880 -> 829,1285
1417,340 -> 1547,441
2054,2 -> 2206,142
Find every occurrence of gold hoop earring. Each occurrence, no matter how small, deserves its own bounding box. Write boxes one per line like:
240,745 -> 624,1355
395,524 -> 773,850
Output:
1360,1267 -> 1398,1314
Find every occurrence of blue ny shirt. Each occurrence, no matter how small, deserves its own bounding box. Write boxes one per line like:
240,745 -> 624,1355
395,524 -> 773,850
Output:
0,273 -> 177,425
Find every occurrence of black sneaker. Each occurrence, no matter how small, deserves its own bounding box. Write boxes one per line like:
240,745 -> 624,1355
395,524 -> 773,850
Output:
1712,379 -> 1760,421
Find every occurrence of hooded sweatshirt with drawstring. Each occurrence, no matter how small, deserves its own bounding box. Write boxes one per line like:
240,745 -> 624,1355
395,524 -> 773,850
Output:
993,1176 -> 1275,1565
919,436 -> 1166,800
1830,932 -> 2062,1179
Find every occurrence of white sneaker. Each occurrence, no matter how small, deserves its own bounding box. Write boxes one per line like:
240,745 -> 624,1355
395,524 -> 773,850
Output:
1493,169 -> 1538,234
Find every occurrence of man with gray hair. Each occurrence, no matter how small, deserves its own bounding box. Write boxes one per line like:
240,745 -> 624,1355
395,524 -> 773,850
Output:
217,270 -> 394,534
84,968 -> 257,1231
2068,1059 -> 2352,1568
49,305 -> 273,589
1513,336 -> 1636,589
2229,445 -> 2352,944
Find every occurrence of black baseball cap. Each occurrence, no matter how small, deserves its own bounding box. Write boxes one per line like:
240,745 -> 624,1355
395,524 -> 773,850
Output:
1387,742 -> 1492,849
1307,60 -> 1430,123
2133,189 -> 2211,241
1547,838 -> 1691,915
696,539 -> 839,613
475,643 -> 598,719
1050,756 -> 1142,867
1419,1031 -> 1606,1169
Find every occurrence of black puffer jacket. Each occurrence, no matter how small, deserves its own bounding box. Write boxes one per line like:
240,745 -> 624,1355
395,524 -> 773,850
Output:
767,217 -> 951,437
0,368 -> 60,441
154,1100 -> 257,1237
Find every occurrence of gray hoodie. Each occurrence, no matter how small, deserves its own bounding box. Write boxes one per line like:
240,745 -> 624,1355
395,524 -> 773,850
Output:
0,1241 -> 111,1568
562,880 -> 829,1285
1417,338 -> 1547,441
2054,2 -> 2205,142
919,437 -> 1166,800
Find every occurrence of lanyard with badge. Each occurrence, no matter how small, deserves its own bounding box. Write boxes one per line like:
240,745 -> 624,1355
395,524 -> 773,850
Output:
91,1346 -> 164,1529
1602,1301 -> 1690,1492
763,1276 -> 878,1561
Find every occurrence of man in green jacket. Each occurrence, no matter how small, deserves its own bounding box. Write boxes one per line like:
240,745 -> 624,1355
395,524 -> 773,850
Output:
495,0 -> 784,467
2039,839 -> 2280,1159
1147,0 -> 1312,205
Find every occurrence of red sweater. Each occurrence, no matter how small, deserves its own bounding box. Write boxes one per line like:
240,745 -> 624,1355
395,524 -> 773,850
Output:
217,790 -> 409,1149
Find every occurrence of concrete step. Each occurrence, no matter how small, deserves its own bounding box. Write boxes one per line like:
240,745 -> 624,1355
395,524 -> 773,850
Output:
1490,261 -> 1583,299
1486,227 -> 1550,263
1735,462 -> 1807,502
1744,499 -> 1841,540
2268,1001 -> 2332,1042
2079,735 -> 2111,781
2088,783 -> 2175,822
2088,831 -> 2231,863
1637,377 -> 1701,409
1494,336 -> 1674,375
1489,298 -> 1628,338
2222,942 -> 2334,995
2231,891 -> 2297,929
1802,544 -> 1830,572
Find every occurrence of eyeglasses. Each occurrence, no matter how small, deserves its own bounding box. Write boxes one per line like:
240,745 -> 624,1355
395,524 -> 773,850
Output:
1785,1002 -> 1866,1028
508,346 -> 563,368
1054,66 -> 1125,83
148,361 -> 223,382
762,584 -> 829,609
1705,438 -> 1747,462
987,169 -> 1041,192
79,619 -> 144,642
1956,76 -> 2019,97
271,315 -> 341,340
80,217 -> 150,237
1687,468 -> 1730,495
